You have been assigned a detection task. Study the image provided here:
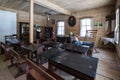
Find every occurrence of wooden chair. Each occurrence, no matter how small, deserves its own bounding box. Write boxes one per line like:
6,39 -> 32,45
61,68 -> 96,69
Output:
84,30 -> 99,53
36,46 -> 43,64
5,35 -> 12,44
84,30 -> 97,41
26,58 -> 64,80
12,34 -> 18,39
10,49 -> 26,78
1,42 -> 13,61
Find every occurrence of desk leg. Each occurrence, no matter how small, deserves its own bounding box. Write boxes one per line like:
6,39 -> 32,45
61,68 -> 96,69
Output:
8,58 -> 14,68
48,60 -> 54,71
27,52 -> 30,58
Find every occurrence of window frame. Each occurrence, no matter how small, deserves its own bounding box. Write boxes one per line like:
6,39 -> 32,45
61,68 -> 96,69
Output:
79,18 -> 93,37
57,20 -> 65,36
115,8 -> 119,44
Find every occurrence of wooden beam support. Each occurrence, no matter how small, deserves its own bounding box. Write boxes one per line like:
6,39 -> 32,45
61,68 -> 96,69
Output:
34,0 -> 71,15
29,0 -> 34,43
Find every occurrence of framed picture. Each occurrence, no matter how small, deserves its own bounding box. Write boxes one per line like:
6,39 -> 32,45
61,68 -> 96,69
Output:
52,19 -> 55,24
68,16 -> 76,27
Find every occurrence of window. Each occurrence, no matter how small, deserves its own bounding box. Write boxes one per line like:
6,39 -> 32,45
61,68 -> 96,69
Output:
115,9 -> 119,44
80,18 -> 93,37
57,21 -> 65,36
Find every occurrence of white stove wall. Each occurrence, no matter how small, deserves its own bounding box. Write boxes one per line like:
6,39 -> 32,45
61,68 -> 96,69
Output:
0,10 -> 16,42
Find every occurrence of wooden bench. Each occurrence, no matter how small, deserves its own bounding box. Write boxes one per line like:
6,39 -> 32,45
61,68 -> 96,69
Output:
0,42 -> 13,61
26,58 -> 64,80
10,49 -> 26,78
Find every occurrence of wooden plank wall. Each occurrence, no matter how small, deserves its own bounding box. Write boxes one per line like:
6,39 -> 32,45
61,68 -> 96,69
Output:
0,6 -> 47,39
49,5 -> 115,47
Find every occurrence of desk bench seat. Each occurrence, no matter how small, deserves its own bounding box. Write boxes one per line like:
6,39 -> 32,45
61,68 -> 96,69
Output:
29,69 -> 46,80
26,58 -> 64,80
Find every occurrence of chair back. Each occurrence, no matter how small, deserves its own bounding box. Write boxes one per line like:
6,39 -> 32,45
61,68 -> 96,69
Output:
84,30 -> 99,54
1,42 -> 6,49
5,35 -> 12,44
12,34 -> 18,39
1,42 -> 6,54
84,30 -> 98,42
10,49 -> 26,63
10,49 -> 20,60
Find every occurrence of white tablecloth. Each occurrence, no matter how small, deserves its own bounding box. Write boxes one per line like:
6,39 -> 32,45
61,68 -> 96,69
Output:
101,37 -> 115,45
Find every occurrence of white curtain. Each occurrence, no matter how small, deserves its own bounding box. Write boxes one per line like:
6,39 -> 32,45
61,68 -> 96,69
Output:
114,9 -> 119,44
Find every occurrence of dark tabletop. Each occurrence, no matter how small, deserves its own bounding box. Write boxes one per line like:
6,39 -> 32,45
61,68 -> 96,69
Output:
40,47 -> 98,79
51,51 -> 98,79
6,38 -> 19,45
21,43 -> 42,52
42,42 -> 60,48
60,43 -> 90,54
40,48 -> 64,59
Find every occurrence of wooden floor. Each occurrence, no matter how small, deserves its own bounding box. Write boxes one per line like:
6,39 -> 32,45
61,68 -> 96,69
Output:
93,48 -> 120,80
0,48 -> 120,80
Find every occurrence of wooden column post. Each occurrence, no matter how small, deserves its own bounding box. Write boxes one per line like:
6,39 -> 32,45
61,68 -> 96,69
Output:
29,0 -> 34,43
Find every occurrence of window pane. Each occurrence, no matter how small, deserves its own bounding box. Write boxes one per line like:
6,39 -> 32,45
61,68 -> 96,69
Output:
80,25 -> 86,37
61,27 -> 64,30
80,18 -> 92,37
80,30 -> 86,36
87,26 -> 91,30
57,21 -> 65,35
57,31 -> 61,35
61,22 -> 64,26
58,21 -> 64,26
60,31 -> 63,35
57,22 -> 60,26
58,27 -> 61,30
86,19 -> 91,25
59,22 -> 62,26
81,20 -> 86,25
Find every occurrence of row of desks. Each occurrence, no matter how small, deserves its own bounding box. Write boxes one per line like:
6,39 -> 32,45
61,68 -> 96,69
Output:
49,51 -> 98,80
40,47 -> 98,80
7,40 -> 98,80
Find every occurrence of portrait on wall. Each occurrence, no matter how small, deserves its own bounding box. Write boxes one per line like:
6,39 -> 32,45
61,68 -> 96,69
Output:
68,16 -> 76,27
52,19 -> 55,24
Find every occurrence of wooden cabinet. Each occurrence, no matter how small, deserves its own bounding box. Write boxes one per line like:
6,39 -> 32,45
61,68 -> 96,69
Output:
19,22 -> 29,43
44,27 -> 53,38
57,36 -> 70,43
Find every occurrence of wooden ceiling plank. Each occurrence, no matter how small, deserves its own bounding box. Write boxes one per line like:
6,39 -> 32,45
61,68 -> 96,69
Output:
10,0 -> 23,9
0,0 -> 4,6
5,0 -> 17,8
18,2 -> 29,10
45,0 -> 116,12
0,0 -> 9,6
34,0 -> 71,15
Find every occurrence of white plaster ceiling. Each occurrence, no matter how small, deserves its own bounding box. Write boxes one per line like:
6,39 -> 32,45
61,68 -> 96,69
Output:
47,0 -> 116,12
0,0 -> 116,15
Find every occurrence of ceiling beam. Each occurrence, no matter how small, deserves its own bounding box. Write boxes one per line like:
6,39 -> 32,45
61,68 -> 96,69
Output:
18,2 -> 29,10
34,0 -> 71,15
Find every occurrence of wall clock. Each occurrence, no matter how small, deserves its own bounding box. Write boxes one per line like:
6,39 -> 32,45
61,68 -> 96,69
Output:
68,16 -> 76,27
